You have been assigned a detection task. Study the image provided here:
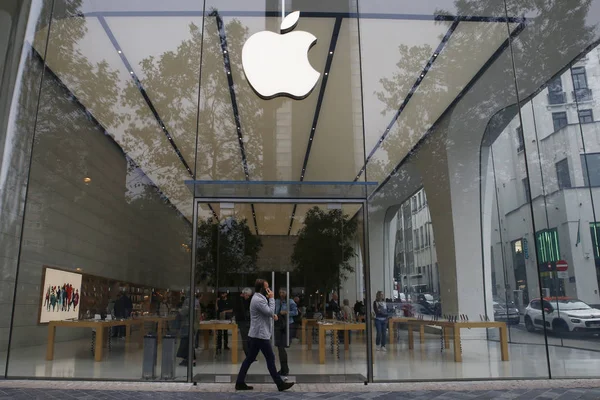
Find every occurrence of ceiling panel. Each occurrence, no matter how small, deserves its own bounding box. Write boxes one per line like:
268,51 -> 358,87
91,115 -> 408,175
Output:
303,18 -> 364,182
196,16 -> 246,181
366,21 -> 512,184
290,203 -> 363,235
254,203 -> 295,236
222,15 -> 336,182
106,16 -> 203,168
359,19 -> 452,158
36,16 -> 194,220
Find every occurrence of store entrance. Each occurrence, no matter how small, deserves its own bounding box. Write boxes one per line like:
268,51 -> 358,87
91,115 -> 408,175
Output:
190,200 -> 368,384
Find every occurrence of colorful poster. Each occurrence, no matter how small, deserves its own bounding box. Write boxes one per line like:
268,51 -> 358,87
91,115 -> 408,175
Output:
39,267 -> 82,323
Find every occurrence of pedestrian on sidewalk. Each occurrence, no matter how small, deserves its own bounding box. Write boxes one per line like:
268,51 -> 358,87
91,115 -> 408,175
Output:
235,279 -> 294,392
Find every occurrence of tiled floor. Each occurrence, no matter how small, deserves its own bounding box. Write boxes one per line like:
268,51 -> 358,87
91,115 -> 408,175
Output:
4,326 -> 600,382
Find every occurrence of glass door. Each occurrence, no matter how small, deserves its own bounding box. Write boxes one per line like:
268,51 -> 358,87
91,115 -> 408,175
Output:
191,200 -> 368,383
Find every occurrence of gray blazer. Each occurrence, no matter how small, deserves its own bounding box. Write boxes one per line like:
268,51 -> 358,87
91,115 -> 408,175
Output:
249,293 -> 275,340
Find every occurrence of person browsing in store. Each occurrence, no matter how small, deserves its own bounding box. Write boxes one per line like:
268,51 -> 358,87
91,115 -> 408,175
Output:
235,279 -> 294,392
274,288 -> 298,378
235,288 -> 254,360
216,291 -> 233,355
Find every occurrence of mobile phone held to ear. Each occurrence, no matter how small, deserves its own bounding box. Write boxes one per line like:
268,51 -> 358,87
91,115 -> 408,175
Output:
260,287 -> 268,297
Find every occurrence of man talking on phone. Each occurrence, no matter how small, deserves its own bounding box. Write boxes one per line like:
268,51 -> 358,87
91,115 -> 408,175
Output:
235,279 -> 294,392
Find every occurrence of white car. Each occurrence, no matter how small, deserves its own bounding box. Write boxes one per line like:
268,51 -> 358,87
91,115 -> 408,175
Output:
524,298 -> 600,335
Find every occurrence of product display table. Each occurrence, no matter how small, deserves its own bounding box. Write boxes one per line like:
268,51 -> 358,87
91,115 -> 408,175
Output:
388,317 -> 509,362
317,321 -> 366,364
47,319 -> 140,362
198,320 -> 238,364
136,315 -> 176,344
301,318 -> 319,347
46,316 -> 177,362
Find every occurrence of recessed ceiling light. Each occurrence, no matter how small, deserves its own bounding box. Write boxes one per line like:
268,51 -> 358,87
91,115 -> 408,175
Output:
117,50 -> 122,54
83,177 -> 91,184
130,71 -> 134,75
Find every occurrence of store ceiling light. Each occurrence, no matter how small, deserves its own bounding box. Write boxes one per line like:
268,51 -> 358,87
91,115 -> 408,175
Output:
83,177 -> 91,184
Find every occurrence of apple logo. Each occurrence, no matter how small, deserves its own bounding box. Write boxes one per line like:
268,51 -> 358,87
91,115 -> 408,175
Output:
242,11 -> 320,100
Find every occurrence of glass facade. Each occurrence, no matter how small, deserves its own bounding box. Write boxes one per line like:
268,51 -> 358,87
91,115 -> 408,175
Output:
2,0 -> 600,383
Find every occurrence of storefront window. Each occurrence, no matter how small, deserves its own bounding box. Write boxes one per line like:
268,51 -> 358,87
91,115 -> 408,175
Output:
3,0 -> 600,384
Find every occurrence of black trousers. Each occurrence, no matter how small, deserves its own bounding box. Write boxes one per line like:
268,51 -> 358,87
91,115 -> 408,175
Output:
277,346 -> 289,375
238,322 -> 250,357
236,337 -> 283,386
177,336 -> 196,360
217,330 -> 228,349
274,326 -> 290,375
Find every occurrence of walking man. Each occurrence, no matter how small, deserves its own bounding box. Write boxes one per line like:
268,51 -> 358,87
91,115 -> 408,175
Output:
235,279 -> 294,392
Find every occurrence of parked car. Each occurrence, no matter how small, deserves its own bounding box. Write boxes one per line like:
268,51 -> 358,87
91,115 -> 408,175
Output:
492,301 -> 520,325
524,297 -> 600,335
415,294 -> 441,317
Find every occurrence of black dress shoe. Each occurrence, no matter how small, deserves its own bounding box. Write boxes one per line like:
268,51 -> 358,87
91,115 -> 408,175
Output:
277,382 -> 294,392
235,383 -> 253,391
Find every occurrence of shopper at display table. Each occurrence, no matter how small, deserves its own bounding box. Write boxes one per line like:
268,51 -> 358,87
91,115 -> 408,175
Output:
373,291 -> 389,352
216,291 -> 233,355
176,297 -> 196,366
113,292 -> 132,338
274,289 -> 298,377
235,288 -> 253,359
328,292 -> 341,318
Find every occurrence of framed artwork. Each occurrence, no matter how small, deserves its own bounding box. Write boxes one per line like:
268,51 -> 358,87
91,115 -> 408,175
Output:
39,266 -> 83,324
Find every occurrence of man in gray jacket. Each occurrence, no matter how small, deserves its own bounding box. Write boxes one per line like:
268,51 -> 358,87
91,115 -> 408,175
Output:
235,279 -> 294,392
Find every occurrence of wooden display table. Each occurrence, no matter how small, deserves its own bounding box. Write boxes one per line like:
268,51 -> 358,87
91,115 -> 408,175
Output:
301,318 -> 319,347
136,315 -> 176,344
198,321 -> 239,364
46,319 -> 146,362
317,322 -> 366,364
46,316 -> 176,362
388,317 -> 509,362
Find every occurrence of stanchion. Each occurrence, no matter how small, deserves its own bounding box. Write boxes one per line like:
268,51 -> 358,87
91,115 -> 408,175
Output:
142,334 -> 157,380
161,334 -> 177,380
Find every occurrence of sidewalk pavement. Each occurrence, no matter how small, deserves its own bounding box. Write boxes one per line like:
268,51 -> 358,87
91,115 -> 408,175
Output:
0,379 -> 599,399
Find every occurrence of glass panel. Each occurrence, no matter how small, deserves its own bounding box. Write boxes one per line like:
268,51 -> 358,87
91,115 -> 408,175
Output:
198,0 -> 365,183
185,180 -> 376,200
364,0 -> 556,382
193,201 -> 366,383
508,0 -> 600,379
0,0 -> 54,378
7,0 -> 198,380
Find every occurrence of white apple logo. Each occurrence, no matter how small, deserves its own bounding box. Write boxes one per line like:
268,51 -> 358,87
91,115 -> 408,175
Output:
242,11 -> 320,100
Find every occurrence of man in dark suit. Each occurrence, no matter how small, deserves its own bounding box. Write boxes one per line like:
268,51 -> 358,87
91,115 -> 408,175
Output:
235,288 -> 253,359
328,292 -> 341,319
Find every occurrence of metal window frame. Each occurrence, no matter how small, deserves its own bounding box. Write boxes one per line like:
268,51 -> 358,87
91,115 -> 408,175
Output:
190,197 -> 373,383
